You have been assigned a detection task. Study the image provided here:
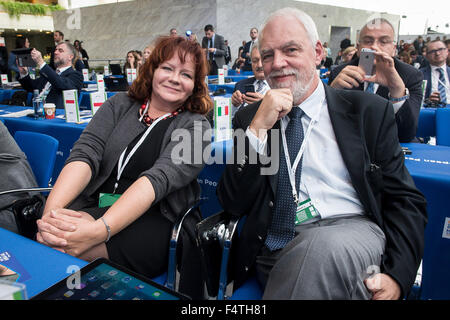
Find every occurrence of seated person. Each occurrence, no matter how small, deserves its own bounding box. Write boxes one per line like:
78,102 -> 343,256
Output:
218,7 -> 426,300
341,46 -> 357,64
328,18 -> 424,143
35,36 -> 213,299
231,46 -> 269,110
123,50 -> 139,75
420,40 -> 449,105
17,42 -> 83,109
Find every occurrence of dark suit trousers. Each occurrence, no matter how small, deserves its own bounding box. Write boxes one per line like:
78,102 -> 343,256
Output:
209,60 -> 219,76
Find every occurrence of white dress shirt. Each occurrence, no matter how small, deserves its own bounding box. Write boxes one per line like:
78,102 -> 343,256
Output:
246,81 -> 365,219
431,65 -> 450,98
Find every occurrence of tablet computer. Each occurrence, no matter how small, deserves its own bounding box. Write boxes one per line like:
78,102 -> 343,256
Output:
11,48 -> 36,68
30,258 -> 189,300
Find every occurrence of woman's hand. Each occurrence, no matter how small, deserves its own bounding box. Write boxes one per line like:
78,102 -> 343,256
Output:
37,209 -> 106,257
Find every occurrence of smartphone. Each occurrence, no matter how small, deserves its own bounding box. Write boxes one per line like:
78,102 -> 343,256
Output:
243,84 -> 255,93
359,48 -> 375,76
11,48 -> 36,67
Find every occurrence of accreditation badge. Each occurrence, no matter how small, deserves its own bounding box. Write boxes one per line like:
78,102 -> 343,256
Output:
295,198 -> 319,225
99,193 -> 121,208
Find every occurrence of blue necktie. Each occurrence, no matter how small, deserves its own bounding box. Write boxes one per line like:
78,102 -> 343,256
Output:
265,107 -> 304,251
437,68 -> 447,104
366,82 -> 375,94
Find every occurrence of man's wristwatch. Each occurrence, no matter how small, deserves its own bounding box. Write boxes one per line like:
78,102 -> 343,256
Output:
389,88 -> 409,103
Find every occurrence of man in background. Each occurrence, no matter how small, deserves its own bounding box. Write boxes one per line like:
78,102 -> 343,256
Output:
329,18 -> 423,142
420,40 -> 449,104
241,28 -> 259,72
49,30 -> 64,70
201,24 -> 226,75
18,42 -> 83,109
231,45 -> 269,110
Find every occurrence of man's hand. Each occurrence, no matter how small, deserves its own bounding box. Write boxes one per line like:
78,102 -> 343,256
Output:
368,52 -> 405,98
364,273 -> 401,300
249,88 -> 293,140
429,91 -> 442,103
243,91 -> 264,105
330,65 -> 365,89
231,90 -> 244,107
30,48 -> 44,66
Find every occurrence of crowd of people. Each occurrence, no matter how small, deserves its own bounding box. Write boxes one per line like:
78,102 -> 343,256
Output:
2,7 -> 450,301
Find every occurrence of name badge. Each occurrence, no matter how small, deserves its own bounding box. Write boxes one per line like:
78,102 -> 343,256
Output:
295,198 -> 319,225
99,193 -> 121,208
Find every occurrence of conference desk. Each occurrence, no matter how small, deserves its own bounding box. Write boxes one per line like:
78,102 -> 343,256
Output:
0,105 -> 87,184
401,143 -> 450,300
0,227 -> 88,298
1,139 -> 449,299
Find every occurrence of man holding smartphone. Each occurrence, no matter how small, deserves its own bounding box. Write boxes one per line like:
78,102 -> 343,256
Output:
231,45 -> 269,109
328,18 -> 423,143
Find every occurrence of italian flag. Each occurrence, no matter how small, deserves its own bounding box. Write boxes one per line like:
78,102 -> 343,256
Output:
217,105 -> 229,116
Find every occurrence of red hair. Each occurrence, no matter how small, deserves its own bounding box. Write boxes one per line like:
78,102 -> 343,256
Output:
128,36 -> 212,115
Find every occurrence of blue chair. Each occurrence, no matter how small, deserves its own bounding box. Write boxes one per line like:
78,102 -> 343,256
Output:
435,108 -> 450,146
196,141 -> 263,300
14,131 -> 59,188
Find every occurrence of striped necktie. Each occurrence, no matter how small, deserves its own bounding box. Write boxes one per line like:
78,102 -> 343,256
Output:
366,82 -> 375,94
256,80 -> 264,93
437,68 -> 447,104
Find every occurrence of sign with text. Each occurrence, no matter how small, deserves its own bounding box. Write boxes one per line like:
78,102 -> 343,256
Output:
1,74 -> 7,84
82,68 -> 89,82
90,91 -> 107,115
96,74 -> 105,93
213,97 -> 232,142
63,89 -> 80,123
218,69 -> 225,85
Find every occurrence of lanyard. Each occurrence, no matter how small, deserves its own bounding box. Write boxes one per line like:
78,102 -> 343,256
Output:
113,101 -> 170,193
280,99 -> 324,204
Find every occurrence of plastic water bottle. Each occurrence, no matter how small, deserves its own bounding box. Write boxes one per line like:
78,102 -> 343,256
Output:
32,89 -> 43,118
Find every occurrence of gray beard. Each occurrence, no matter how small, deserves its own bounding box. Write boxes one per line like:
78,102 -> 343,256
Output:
267,66 -> 315,104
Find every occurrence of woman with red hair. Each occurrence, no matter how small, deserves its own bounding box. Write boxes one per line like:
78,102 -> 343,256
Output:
36,36 -> 213,297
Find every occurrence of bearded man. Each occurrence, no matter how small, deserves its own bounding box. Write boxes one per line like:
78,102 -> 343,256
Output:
217,7 -> 427,300
18,42 -> 83,109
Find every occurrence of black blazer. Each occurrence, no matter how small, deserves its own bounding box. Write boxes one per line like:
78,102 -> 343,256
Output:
19,64 -> 83,109
241,41 -> 253,71
328,57 -> 424,142
217,85 -> 427,297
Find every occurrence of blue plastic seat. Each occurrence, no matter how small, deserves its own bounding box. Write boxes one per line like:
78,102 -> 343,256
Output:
436,107 -> 450,146
14,131 -> 59,188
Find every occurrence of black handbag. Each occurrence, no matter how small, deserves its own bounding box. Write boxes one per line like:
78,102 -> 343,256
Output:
0,188 -> 49,239
10,194 -> 44,239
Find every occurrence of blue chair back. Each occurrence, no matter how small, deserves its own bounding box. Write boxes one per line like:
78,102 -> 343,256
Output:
14,131 -> 59,188
436,108 -> 450,146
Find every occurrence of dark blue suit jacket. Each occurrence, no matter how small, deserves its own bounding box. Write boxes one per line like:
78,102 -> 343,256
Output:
233,76 -> 256,95
420,65 -> 450,99
241,41 -> 253,71
19,64 -> 83,109
329,57 -> 424,142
